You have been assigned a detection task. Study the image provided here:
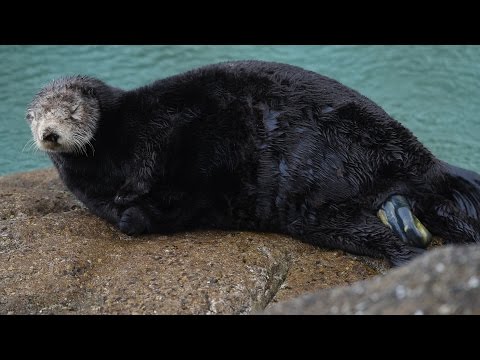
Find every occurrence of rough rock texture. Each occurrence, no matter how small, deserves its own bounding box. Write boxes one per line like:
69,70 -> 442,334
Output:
0,168 -> 382,314
264,244 -> 480,315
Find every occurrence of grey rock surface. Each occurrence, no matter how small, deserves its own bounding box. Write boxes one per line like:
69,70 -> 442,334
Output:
264,244 -> 480,315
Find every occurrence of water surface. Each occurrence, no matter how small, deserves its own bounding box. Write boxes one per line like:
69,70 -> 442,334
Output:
1,45 -> 479,175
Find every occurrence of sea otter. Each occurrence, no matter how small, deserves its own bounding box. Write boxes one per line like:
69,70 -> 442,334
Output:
26,60 -> 480,266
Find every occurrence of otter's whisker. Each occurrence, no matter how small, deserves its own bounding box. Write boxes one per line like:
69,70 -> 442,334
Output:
76,140 -> 85,157
81,143 -> 88,157
22,142 -> 30,153
22,139 -> 36,153
86,139 -> 95,157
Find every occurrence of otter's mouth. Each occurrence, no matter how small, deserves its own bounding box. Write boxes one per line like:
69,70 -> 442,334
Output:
39,141 -> 63,152
36,130 -> 73,153
378,195 -> 432,248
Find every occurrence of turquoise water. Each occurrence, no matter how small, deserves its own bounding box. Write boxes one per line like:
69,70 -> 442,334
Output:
0,45 -> 479,176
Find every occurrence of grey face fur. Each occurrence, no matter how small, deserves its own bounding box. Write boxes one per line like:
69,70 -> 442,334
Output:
27,76 -> 100,154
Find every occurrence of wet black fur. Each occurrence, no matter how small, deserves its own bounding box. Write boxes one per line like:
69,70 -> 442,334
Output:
45,61 -> 480,266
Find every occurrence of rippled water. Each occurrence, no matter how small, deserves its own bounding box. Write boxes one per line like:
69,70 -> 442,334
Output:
0,45 -> 479,175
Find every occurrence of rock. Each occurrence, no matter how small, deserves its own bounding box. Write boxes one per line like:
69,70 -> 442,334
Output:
0,168 -> 382,314
263,244 -> 480,315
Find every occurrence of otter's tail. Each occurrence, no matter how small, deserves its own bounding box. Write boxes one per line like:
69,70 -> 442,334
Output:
441,161 -> 480,220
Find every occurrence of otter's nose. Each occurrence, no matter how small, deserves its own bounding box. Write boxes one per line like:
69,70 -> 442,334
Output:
42,130 -> 60,143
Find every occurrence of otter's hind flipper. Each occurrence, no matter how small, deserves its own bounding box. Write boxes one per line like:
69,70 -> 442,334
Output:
300,207 -> 427,267
378,195 -> 432,248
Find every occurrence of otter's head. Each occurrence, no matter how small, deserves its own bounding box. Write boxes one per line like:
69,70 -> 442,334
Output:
27,76 -> 101,154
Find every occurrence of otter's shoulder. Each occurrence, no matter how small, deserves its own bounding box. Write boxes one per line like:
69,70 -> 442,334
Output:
178,61 -> 366,100
183,60 -> 321,79
144,60 -> 352,102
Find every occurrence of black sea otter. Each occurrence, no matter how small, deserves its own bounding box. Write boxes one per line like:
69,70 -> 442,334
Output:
26,60 -> 480,266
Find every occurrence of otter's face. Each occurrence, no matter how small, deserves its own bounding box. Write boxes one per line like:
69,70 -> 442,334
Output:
27,87 -> 99,154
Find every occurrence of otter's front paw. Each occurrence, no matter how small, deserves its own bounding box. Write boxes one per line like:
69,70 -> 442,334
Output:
114,181 -> 149,205
118,207 -> 150,236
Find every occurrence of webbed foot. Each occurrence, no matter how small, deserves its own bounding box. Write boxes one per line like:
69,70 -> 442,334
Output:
378,195 -> 432,248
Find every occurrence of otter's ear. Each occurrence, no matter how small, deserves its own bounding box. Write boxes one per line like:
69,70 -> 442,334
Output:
26,111 -> 34,123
